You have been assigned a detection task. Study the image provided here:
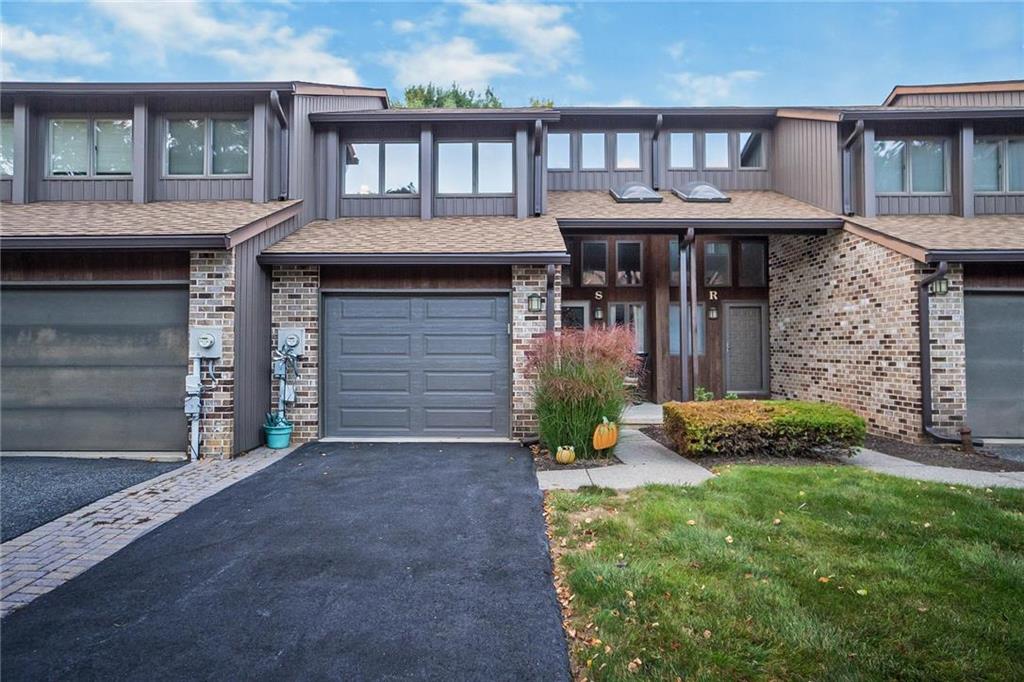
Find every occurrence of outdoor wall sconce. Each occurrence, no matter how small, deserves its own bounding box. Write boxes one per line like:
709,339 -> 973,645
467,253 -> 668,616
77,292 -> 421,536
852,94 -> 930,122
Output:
593,307 -> 605,321
708,306 -> 719,320
928,277 -> 949,296
527,293 -> 543,313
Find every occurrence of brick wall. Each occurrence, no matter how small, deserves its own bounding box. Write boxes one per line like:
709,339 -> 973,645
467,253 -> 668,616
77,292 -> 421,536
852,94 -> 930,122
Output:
270,265 -> 320,443
925,263 -> 966,437
189,250 -> 236,459
511,265 -> 561,439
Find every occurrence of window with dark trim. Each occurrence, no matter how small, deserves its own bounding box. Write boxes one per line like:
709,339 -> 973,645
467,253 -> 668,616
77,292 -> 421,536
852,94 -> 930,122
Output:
49,117 -> 133,177
974,136 -> 1024,193
165,115 -> 250,177
704,241 -> 731,287
437,140 -> 513,195
616,241 -> 643,286
0,119 -> 12,176
344,141 -> 419,195
581,241 -> 608,286
738,131 -> 765,169
873,138 -> 948,194
738,240 -> 767,287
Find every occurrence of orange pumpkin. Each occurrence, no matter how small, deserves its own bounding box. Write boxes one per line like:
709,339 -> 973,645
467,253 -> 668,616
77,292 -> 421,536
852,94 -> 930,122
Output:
593,417 -> 618,451
555,445 -> 576,465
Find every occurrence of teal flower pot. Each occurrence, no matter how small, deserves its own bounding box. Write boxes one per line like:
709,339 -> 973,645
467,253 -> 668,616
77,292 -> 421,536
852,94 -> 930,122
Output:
264,424 -> 293,449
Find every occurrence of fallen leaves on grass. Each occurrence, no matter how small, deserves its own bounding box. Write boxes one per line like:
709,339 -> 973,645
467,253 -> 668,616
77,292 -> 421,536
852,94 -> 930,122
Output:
627,658 -> 643,673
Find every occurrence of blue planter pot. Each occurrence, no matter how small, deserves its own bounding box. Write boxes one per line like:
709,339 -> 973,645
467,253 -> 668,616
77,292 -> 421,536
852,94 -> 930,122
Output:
264,424 -> 293,449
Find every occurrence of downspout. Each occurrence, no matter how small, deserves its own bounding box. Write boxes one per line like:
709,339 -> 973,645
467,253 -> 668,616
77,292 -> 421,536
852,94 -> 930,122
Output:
270,90 -> 290,200
533,119 -> 544,216
841,120 -> 863,216
678,227 -> 696,400
546,264 -> 556,332
652,114 -> 664,190
918,261 -> 963,443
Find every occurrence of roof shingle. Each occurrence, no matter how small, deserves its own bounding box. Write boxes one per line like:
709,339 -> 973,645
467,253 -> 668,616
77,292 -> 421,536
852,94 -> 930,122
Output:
846,214 -> 1024,254
548,190 -> 838,221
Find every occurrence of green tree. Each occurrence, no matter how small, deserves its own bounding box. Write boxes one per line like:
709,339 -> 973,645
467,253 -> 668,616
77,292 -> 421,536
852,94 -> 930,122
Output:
398,82 -> 502,108
529,97 -> 555,108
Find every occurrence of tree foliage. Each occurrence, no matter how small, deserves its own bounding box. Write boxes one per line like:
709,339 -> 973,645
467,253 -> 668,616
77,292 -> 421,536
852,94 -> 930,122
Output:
398,83 -> 502,108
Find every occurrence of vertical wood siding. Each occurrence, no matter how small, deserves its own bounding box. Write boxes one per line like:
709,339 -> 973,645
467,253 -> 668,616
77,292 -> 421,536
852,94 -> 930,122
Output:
876,195 -> 952,215
770,118 -> 842,212
35,179 -> 133,201
153,178 -> 253,201
232,215 -> 301,453
891,92 -> 1024,107
0,178 -> 14,202
975,194 -> 1024,214
341,196 -> 419,217
434,196 -> 516,216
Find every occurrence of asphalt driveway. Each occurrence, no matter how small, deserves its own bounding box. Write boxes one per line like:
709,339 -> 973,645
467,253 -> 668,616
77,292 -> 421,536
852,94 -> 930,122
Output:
1,442 -> 570,681
1,456 -> 185,542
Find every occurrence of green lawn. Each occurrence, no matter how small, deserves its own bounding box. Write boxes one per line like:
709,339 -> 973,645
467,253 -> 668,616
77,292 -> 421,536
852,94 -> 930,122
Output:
547,466 -> 1024,681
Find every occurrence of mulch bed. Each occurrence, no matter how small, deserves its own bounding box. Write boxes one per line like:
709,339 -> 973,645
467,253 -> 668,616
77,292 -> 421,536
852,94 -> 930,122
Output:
865,434 -> 1024,473
640,425 -> 850,469
531,445 -> 621,471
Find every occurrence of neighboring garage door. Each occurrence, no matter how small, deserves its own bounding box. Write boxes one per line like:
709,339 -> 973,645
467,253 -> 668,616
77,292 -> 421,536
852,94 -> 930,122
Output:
323,294 -> 510,438
965,292 -> 1024,438
0,286 -> 188,451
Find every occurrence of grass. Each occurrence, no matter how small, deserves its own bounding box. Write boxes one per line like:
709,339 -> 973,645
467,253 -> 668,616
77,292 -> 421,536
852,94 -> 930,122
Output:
546,467 -> 1024,681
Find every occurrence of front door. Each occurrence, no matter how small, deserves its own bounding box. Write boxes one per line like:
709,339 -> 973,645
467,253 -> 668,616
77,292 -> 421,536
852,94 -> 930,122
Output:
965,293 -> 1024,438
723,302 -> 769,396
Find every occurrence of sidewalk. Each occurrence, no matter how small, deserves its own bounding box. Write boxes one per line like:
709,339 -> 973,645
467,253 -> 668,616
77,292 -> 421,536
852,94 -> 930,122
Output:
850,448 -> 1024,489
536,428 -> 714,491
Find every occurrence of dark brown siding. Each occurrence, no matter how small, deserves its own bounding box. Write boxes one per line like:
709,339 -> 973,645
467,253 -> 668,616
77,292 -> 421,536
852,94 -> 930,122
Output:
1,251 -> 188,281
321,265 -> 511,290
964,263 -> 1024,290
892,92 -> 1024,107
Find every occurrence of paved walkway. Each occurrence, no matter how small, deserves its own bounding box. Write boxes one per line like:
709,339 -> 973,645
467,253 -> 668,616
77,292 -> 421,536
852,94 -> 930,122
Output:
0,446 -> 294,618
537,428 -> 714,490
621,401 -> 663,425
850,448 -> 1024,489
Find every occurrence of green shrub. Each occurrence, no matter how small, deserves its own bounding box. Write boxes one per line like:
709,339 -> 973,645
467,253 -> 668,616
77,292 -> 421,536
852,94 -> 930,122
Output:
529,327 -> 640,458
662,399 -> 865,459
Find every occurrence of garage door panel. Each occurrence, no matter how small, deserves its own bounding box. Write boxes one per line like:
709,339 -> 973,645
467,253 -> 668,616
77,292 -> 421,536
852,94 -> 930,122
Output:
965,293 -> 1024,438
1,366 -> 184,409
2,407 -> 184,452
324,294 -> 510,438
1,288 -> 187,327
1,325 -> 186,366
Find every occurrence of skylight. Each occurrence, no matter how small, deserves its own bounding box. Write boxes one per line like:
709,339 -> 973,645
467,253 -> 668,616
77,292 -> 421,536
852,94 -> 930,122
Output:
609,182 -> 663,203
672,181 -> 731,203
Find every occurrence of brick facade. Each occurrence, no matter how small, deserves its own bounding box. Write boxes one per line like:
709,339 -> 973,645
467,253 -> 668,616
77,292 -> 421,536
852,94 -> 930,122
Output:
270,265 -> 320,443
511,265 -> 561,439
188,250 -> 236,459
768,231 -> 968,442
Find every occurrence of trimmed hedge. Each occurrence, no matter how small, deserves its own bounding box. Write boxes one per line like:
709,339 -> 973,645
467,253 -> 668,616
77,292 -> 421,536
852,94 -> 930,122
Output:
663,400 -> 866,459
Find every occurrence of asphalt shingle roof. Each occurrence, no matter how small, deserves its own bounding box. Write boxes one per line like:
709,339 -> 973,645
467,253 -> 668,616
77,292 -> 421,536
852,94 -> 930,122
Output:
548,190 -> 838,221
846,214 -> 1024,253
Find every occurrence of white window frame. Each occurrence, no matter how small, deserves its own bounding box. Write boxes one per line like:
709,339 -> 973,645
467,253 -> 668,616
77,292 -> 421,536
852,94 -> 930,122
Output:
561,300 -> 590,331
737,130 -> 768,171
579,131 -> 607,171
702,131 -> 731,170
873,136 -> 950,196
610,302 -> 647,354
0,118 -> 15,177
435,139 -> 514,196
546,131 -> 571,171
974,136 -> 1024,195
163,115 -> 253,179
45,115 -> 133,179
343,140 -> 420,197
668,131 -> 696,170
614,132 -> 642,171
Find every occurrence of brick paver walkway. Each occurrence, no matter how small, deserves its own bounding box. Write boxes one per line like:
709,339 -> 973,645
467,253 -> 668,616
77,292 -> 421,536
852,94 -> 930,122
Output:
1,446 -> 294,618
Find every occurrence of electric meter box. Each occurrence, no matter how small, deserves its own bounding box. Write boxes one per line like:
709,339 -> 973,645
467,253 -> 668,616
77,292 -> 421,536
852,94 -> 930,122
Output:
277,327 -> 305,356
189,327 -> 223,358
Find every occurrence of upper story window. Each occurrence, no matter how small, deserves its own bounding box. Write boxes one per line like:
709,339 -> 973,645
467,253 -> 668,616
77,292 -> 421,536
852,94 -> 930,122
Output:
436,141 -> 513,195
165,116 -> 251,177
669,132 -> 695,169
48,117 -> 132,177
615,132 -> 641,170
581,240 -> 607,286
704,132 -> 730,169
616,241 -> 643,286
0,119 -> 13,176
974,137 -> 1024,193
704,241 -> 731,287
344,142 -> 419,195
738,132 -> 765,169
581,132 -> 606,170
873,138 -> 948,194
547,132 -> 570,170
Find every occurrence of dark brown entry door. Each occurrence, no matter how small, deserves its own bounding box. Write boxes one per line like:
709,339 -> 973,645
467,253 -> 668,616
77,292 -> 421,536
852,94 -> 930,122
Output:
723,302 -> 769,396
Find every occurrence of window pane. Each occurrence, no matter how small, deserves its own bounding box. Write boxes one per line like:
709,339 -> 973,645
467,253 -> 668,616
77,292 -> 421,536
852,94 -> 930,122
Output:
1008,139 -> 1024,192
478,142 -> 513,193
49,119 -> 89,176
344,143 -> 380,194
211,119 -> 249,175
581,133 -> 605,169
669,238 -> 679,286
630,303 -> 646,353
738,241 -> 767,287
0,119 -> 13,175
973,140 -> 1001,192
384,142 -> 418,194
437,142 -> 473,194
704,132 -> 729,169
704,242 -> 731,287
167,119 -> 206,175
561,304 -> 586,330
670,303 -> 705,356
669,132 -> 694,168
615,132 -> 640,169
910,140 -> 945,192
873,140 -> 905,193
94,119 -> 132,175
616,241 -> 642,286
547,132 -> 570,170
739,131 -> 764,168
581,241 -> 607,286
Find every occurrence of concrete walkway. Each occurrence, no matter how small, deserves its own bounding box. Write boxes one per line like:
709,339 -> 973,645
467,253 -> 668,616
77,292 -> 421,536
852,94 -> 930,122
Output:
850,448 -> 1024,489
537,428 -> 714,491
621,402 -> 663,425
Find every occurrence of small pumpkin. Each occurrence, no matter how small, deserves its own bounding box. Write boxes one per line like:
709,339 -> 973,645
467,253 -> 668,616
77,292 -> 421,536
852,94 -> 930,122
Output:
592,417 -> 619,451
555,445 -> 576,465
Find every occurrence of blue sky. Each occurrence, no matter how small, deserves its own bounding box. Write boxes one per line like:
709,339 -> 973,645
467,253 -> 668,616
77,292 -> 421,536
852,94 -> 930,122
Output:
1,1 -> 1021,106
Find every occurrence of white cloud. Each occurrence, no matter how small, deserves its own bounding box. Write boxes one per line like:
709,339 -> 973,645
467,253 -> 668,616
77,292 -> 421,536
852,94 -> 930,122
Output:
383,37 -> 519,90
459,0 -> 578,70
666,41 -> 686,61
0,22 -> 110,66
91,0 -> 360,84
667,70 -> 763,105
392,19 -> 417,34
566,73 -> 591,91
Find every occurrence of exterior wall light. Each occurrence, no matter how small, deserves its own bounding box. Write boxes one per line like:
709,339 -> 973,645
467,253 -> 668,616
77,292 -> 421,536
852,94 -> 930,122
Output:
708,306 -> 719,320
527,293 -> 543,313
928,277 -> 949,296
593,307 -> 604,321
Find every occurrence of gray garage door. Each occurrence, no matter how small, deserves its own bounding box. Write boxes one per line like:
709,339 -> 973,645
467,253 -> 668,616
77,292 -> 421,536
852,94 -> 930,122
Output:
965,293 -> 1024,438
323,294 -> 510,438
1,286 -> 188,451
